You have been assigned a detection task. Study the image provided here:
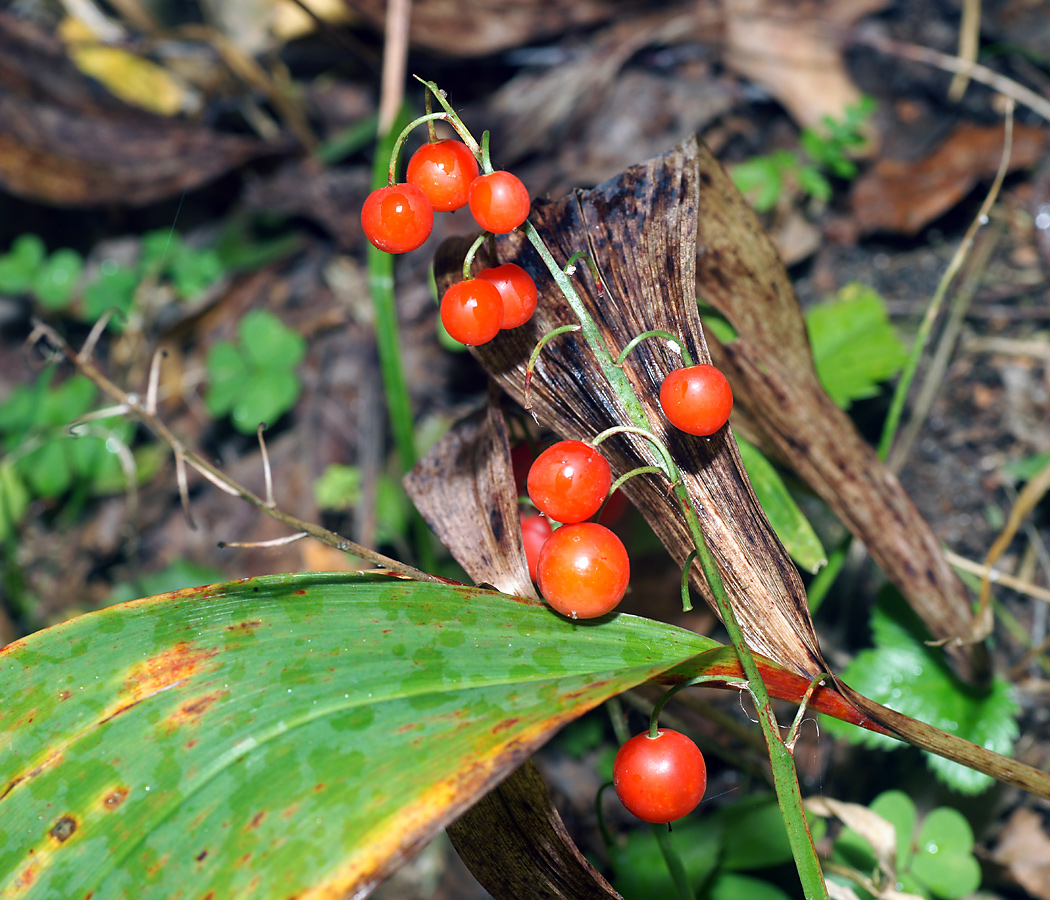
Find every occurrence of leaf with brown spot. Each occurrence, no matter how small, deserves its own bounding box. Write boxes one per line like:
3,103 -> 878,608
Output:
0,13 -> 290,206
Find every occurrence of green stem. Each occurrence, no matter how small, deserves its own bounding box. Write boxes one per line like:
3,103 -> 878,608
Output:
681,549 -> 697,613
615,330 -> 695,368
648,675 -> 748,737
591,425 -> 677,481
524,325 -> 581,410
460,233 -> 489,281
564,251 -> 604,291
413,77 -> 482,158
608,466 -> 664,497
595,782 -> 617,850
387,112 -> 450,184
369,115 -> 436,572
652,824 -> 696,900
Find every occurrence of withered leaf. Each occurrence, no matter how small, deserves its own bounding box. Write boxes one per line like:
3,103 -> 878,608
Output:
436,137 -> 825,680
447,760 -> 622,900
688,134 -> 987,682
851,121 -> 1048,235
404,388 -> 538,602
0,13 -> 289,207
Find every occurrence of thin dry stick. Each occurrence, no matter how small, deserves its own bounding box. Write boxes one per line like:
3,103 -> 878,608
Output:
377,0 -> 412,137
29,321 -> 442,584
887,223 -> 1002,473
948,0 -> 981,101
975,456 -> 1050,629
943,549 -> 1050,606
856,29 -> 1050,123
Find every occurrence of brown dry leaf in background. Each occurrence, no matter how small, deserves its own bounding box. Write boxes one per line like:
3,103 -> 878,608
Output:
0,13 -> 288,206
992,807 -> 1050,900
436,138 -> 827,680
852,121 -> 1049,235
723,0 -> 889,128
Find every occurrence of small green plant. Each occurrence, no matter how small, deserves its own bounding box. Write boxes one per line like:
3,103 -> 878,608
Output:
731,96 -> 875,212
0,371 -> 133,506
822,586 -> 1019,794
0,234 -> 83,310
827,790 -> 982,899
204,310 -> 306,434
313,463 -> 410,547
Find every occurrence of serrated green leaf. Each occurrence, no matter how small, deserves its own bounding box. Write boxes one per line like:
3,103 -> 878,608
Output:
230,369 -> 300,433
204,341 -> 250,417
806,283 -> 908,408
33,248 -> 83,309
239,310 -> 306,370
822,588 -> 1019,794
737,439 -> 826,574
611,818 -> 722,900
1,573 -> 724,899
314,464 -> 362,511
910,809 -> 980,899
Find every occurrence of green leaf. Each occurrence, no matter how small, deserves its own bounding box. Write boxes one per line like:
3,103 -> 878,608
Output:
204,341 -> 250,418
230,369 -> 300,433
0,462 -> 30,539
737,439 -> 826,574
822,587 -> 1019,794
719,793 -> 796,870
870,790 -> 918,871
17,439 -> 73,498
314,464 -> 362,511
797,164 -> 832,202
106,560 -> 227,607
238,310 -> 306,370
610,819 -> 723,900
40,374 -> 97,428
33,248 -> 83,309
910,808 -> 981,899
703,872 -> 794,900
83,266 -> 139,323
731,157 -> 784,212
1003,451 -> 1050,482
0,234 -> 46,293
170,247 -> 223,299
806,283 -> 908,409
1,573 -> 722,899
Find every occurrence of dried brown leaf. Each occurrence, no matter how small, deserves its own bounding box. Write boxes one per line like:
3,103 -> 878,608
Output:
0,13 -> 288,207
447,760 -> 622,900
688,135 -> 988,682
436,137 -> 825,680
404,390 -> 538,601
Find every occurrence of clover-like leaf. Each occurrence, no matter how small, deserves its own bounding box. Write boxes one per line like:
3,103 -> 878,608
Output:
910,808 -> 981,899
0,234 -> 46,294
230,367 -> 300,431
239,309 -> 306,370
33,247 -> 83,309
204,340 -> 250,418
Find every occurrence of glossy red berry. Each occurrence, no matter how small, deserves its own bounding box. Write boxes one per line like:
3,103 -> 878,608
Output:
527,440 -> 611,524
406,140 -> 480,212
477,263 -> 537,329
613,729 -> 707,824
660,364 -> 733,436
360,183 -> 434,254
440,278 -> 503,346
519,512 -> 552,582
536,522 -> 629,619
468,171 -> 531,234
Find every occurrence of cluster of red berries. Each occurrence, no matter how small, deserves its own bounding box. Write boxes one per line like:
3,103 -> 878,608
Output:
518,440 -> 629,620
360,139 -> 537,347
613,728 -> 707,823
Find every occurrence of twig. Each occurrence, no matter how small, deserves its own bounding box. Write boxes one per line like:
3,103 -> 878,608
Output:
29,321 -> 441,584
947,0 -> 981,102
943,548 -> 1050,605
378,0 -> 411,138
855,29 -> 1050,122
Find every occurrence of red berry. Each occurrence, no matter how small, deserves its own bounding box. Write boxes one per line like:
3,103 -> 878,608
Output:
510,443 -> 534,496
477,263 -> 537,329
613,729 -> 707,824
468,171 -> 531,234
519,512 -> 552,582
660,364 -> 733,436
406,140 -> 480,212
440,278 -> 503,346
536,522 -> 629,619
360,183 -> 434,254
527,440 -> 611,524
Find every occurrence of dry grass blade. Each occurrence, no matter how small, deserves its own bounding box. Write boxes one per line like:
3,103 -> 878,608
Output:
688,138 -> 987,683
435,137 -> 825,679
